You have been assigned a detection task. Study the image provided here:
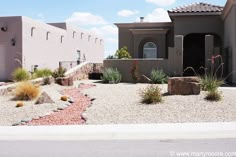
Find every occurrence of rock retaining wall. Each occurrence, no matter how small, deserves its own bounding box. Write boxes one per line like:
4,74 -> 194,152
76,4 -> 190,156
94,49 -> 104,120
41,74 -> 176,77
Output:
0,62 -> 103,96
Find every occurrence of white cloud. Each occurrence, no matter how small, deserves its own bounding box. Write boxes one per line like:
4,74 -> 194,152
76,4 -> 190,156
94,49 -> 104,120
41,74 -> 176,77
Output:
35,13 -> 45,22
106,37 -> 118,44
89,25 -> 118,57
146,0 -> 175,6
101,25 -> 118,35
117,10 -> 139,17
66,12 -> 107,26
137,8 -> 171,22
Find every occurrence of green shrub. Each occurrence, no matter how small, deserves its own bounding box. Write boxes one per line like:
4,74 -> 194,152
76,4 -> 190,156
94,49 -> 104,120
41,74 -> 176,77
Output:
150,69 -> 167,84
115,46 -> 131,59
52,67 -> 66,78
101,68 -> 122,84
33,68 -> 52,78
205,90 -> 222,102
200,75 -> 224,91
139,85 -> 162,104
15,81 -> 40,100
12,68 -> 31,82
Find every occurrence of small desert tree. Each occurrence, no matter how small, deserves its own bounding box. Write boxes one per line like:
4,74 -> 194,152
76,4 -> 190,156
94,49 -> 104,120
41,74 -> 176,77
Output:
115,46 -> 131,59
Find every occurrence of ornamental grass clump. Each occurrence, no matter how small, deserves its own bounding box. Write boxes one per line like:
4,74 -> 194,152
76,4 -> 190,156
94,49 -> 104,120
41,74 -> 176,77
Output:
205,90 -> 222,102
184,54 -> 224,102
33,68 -> 52,78
101,68 -> 122,84
139,85 -> 162,104
12,68 -> 31,82
150,69 -> 168,84
14,81 -> 40,101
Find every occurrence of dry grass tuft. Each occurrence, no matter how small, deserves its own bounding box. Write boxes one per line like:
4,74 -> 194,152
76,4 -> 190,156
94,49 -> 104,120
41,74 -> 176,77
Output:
15,81 -> 40,101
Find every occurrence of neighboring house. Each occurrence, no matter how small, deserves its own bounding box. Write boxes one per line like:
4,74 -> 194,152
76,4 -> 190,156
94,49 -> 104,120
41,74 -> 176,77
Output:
0,16 -> 104,81
115,0 -> 236,83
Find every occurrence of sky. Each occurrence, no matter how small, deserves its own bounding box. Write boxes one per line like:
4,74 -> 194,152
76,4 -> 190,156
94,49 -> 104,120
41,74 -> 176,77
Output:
0,0 -> 226,57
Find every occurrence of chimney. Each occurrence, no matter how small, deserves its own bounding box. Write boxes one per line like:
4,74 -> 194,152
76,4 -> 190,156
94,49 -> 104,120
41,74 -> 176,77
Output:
140,17 -> 144,22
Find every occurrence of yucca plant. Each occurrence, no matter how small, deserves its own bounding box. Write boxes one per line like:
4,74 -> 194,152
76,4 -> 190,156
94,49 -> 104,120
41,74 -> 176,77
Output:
150,69 -> 167,84
101,68 -> 122,84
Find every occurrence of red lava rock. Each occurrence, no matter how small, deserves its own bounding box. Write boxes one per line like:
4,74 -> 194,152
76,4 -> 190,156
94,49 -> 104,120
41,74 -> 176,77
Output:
25,84 -> 94,126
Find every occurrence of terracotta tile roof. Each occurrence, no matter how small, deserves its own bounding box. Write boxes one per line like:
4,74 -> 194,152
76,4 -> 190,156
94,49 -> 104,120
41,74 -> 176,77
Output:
168,2 -> 224,14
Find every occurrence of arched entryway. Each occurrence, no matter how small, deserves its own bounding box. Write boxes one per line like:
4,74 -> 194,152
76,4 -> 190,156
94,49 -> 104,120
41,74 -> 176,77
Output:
183,34 -> 205,76
183,33 -> 222,76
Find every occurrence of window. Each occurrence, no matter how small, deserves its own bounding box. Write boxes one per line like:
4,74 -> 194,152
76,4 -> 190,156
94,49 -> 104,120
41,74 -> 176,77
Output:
88,35 -> 91,41
61,35 -> 64,43
100,39 -> 103,45
31,27 -> 35,37
95,38 -> 98,43
73,31 -> 76,38
46,31 -> 50,40
77,50 -> 81,64
81,33 -> 84,39
143,42 -> 157,58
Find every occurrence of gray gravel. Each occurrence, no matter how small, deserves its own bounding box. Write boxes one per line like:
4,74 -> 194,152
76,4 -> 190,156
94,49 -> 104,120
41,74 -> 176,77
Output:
0,84 -> 70,126
82,80 -> 236,124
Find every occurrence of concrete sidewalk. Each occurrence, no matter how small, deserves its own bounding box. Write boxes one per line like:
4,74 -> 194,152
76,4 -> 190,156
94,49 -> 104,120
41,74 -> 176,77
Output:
0,123 -> 236,157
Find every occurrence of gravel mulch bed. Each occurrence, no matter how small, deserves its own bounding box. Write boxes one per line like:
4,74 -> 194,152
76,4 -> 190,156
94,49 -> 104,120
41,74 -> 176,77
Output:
26,84 -> 93,126
0,84 -> 70,126
81,81 -> 236,124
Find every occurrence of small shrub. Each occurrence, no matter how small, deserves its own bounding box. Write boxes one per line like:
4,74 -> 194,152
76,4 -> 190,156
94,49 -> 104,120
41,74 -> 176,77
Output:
200,75 -> 224,91
115,46 -> 131,59
33,68 -> 52,78
15,81 -> 40,100
205,90 -> 222,102
150,69 -> 167,84
101,68 -> 122,84
140,85 -> 162,104
12,68 -> 31,82
52,67 -> 66,78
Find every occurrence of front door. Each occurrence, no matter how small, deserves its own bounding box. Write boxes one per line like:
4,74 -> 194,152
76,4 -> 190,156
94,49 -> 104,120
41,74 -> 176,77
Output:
183,34 -> 205,76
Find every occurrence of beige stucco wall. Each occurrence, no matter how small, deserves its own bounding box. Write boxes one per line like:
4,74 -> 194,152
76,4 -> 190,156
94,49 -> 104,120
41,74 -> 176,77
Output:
116,23 -> 174,59
0,16 -> 104,81
173,15 -> 224,38
0,16 -> 22,81
223,2 -> 236,83
104,59 -> 169,82
104,47 -> 181,82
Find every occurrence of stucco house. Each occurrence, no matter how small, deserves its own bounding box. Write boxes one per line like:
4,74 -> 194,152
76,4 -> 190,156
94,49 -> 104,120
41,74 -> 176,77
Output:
114,0 -> 236,83
0,16 -> 104,81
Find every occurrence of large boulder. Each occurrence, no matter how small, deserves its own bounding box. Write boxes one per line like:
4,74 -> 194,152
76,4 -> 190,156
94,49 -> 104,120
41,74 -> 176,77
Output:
56,77 -> 73,86
35,92 -> 55,105
168,77 -> 200,95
